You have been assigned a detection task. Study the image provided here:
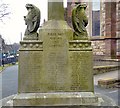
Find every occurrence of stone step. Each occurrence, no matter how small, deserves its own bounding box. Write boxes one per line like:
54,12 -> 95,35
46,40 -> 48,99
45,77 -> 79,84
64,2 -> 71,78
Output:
13,92 -> 99,106
93,65 -> 120,75
98,78 -> 120,88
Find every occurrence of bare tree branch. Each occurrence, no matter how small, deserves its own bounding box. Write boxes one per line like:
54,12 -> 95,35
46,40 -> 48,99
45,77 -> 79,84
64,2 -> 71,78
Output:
0,1 -> 11,22
0,12 -> 10,19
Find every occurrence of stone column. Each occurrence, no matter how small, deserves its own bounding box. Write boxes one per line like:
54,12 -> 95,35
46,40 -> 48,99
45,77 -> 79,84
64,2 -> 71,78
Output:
104,2 -> 117,59
39,0 -> 73,92
48,0 -> 64,20
116,2 -> 120,58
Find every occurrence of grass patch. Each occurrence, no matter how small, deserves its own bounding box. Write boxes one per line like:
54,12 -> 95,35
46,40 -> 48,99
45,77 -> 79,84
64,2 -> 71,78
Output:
0,62 -> 18,72
0,66 -> 3,71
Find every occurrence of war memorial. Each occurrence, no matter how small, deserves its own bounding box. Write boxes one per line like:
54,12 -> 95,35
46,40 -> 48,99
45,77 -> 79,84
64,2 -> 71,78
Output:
2,0 -> 118,107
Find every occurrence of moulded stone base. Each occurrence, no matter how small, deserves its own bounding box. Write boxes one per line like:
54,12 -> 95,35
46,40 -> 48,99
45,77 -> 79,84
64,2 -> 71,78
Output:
13,92 -> 99,106
23,32 -> 38,40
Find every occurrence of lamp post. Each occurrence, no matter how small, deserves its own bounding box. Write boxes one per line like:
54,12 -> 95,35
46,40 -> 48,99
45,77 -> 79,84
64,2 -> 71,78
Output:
0,40 -> 2,66
0,47 -> 2,66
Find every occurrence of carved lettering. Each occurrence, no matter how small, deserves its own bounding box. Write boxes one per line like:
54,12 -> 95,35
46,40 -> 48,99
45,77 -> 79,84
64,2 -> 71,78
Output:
48,33 -> 63,47
48,32 -> 64,36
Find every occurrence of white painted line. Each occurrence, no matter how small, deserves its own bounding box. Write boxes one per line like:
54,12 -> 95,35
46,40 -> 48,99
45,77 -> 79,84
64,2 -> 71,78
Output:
108,90 -> 118,94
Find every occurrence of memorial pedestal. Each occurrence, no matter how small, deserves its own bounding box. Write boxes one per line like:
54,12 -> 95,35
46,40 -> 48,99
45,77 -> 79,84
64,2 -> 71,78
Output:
13,20 -> 96,106
13,92 -> 100,106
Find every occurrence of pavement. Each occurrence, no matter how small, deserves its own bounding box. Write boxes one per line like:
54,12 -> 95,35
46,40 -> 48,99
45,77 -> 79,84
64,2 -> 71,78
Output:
1,65 -> 18,98
94,70 -> 120,106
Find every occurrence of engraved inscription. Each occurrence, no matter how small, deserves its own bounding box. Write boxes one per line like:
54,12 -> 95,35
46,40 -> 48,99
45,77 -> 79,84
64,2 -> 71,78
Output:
48,32 -> 63,47
48,32 -> 64,36
43,30 -> 69,91
19,51 -> 43,92
50,36 -> 62,47
70,52 -> 91,91
70,53 -> 82,90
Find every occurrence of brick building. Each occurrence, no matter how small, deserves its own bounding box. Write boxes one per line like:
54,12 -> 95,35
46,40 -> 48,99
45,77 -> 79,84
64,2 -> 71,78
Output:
100,1 -> 120,59
65,0 -> 120,59
0,35 -> 6,65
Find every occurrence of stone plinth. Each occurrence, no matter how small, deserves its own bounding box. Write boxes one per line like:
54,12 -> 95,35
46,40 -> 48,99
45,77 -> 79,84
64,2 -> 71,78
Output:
13,92 -> 99,106
69,40 -> 94,92
18,40 -> 43,93
14,20 -> 95,106
23,32 -> 38,40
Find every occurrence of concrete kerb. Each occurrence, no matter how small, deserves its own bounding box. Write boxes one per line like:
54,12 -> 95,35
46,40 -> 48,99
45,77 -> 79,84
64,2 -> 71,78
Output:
0,94 -> 16,106
98,78 -> 120,89
0,66 -> 4,73
0,66 -> 9,73
93,65 -> 120,75
0,63 -> 18,73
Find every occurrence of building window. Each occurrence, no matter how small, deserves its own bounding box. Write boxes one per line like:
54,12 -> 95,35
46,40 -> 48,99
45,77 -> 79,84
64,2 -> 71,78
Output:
92,0 -> 100,36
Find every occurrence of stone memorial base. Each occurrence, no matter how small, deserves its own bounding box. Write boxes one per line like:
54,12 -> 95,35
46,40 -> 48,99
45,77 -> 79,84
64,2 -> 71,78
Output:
13,92 -> 100,106
23,32 -> 38,40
